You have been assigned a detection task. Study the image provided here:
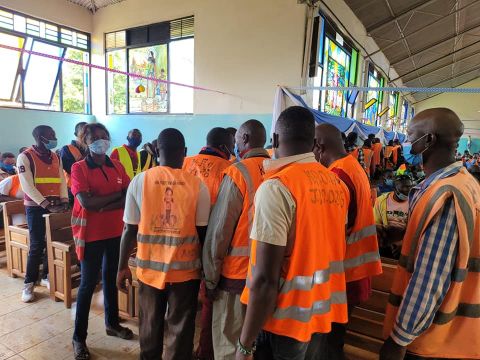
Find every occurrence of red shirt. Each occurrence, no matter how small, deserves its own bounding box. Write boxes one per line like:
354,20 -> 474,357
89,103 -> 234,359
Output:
71,156 -> 130,242
331,165 -> 371,305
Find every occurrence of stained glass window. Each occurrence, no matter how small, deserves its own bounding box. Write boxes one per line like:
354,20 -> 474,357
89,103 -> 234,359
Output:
128,45 -> 168,113
322,38 -> 350,117
364,74 -> 380,125
106,16 -> 194,114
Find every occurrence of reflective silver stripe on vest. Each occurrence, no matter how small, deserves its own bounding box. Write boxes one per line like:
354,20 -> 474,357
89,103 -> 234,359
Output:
228,246 -> 250,257
278,261 -> 344,294
235,162 -> 255,234
272,291 -> 347,323
347,225 -> 377,245
73,237 -> 85,247
136,258 -> 201,272
71,217 -> 86,227
344,251 -> 380,270
137,234 -> 199,246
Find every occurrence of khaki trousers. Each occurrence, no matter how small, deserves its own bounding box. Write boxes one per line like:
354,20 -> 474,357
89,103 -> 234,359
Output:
212,290 -> 246,360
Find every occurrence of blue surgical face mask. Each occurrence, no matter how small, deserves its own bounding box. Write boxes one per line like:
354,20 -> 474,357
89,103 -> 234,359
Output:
89,139 -> 111,155
385,179 -> 394,187
395,191 -> 408,201
234,143 -> 241,162
2,164 -> 14,172
42,137 -> 57,150
127,137 -> 141,148
403,134 -> 431,166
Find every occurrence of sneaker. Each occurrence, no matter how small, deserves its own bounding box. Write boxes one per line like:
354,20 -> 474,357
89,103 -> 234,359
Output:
22,282 -> 35,303
40,278 -> 50,290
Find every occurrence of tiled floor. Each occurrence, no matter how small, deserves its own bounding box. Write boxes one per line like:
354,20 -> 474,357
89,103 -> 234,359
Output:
0,264 -> 377,360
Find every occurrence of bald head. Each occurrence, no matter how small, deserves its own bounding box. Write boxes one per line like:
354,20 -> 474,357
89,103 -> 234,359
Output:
314,124 -> 347,167
236,119 -> 266,155
408,108 -> 463,172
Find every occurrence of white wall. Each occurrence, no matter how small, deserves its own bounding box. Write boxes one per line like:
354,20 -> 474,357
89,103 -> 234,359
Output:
0,0 -> 92,32
91,0 -> 307,116
415,77 -> 480,130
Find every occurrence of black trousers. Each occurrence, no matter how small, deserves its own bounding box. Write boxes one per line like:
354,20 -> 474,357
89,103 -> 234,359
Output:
138,279 -> 200,360
73,237 -> 120,342
254,331 -> 309,360
24,206 -> 49,284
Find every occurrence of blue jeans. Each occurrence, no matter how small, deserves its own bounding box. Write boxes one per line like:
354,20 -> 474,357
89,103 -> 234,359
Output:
73,237 -> 120,342
25,206 -> 49,284
254,331 -> 309,360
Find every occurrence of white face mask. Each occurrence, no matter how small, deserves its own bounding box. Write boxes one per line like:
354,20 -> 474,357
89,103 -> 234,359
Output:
89,139 -> 111,155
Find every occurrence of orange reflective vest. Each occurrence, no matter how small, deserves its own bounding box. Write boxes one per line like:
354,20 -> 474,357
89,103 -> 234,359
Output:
372,143 -> 382,168
25,148 -> 61,198
385,146 -> 395,169
221,156 -> 267,280
392,146 -> 400,165
363,148 -> 373,175
136,166 -> 202,290
329,155 -> 382,282
183,154 -> 231,205
8,175 -> 22,198
383,168 -> 480,359
266,148 -> 274,157
64,144 -> 83,188
241,162 -> 350,342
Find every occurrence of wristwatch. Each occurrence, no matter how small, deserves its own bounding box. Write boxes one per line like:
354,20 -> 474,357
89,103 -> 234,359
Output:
237,338 -> 256,356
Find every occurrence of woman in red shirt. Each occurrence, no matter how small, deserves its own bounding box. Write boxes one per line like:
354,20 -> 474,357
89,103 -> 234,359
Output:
70,123 -> 133,360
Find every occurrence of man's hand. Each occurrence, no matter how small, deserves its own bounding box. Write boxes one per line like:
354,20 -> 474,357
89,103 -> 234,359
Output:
47,204 -> 67,213
116,267 -> 132,294
379,337 -> 407,360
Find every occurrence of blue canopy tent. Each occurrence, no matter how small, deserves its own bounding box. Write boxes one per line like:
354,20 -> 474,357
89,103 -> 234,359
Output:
272,86 -> 406,143
273,87 -> 406,143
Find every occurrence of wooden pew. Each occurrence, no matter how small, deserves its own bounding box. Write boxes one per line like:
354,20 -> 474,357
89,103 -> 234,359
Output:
0,228 -> 6,262
3,201 -> 29,278
345,257 -> 398,353
44,212 -> 80,309
118,253 -> 139,319
44,212 -> 138,317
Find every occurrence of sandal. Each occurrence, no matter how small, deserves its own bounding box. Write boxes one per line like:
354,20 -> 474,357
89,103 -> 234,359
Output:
106,324 -> 134,340
72,340 -> 90,360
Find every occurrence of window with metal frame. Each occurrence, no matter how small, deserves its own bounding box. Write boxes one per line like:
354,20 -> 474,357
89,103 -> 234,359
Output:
105,16 -> 194,115
0,7 -> 91,114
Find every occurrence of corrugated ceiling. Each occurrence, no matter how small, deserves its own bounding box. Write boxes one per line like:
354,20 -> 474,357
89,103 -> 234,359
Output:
345,0 -> 480,103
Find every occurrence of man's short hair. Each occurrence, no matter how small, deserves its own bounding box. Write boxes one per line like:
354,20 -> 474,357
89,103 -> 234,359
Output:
207,127 -> 232,148
1,152 -> 15,160
276,106 -> 315,144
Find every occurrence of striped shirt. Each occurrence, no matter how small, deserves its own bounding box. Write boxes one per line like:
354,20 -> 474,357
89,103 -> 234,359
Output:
391,162 -> 462,347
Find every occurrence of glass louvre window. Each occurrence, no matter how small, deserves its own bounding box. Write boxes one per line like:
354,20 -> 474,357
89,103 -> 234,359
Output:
0,33 -> 23,101
23,41 -> 64,105
105,16 -> 194,114
0,7 -> 91,113
364,74 -> 380,125
62,48 -> 90,114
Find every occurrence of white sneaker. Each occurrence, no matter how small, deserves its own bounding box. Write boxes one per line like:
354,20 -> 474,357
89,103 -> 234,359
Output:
40,278 -> 50,290
22,282 -> 35,303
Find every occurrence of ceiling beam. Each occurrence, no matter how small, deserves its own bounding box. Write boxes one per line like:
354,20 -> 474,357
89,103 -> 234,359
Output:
405,63 -> 480,97
368,0 -> 480,57
390,20 -> 480,67
391,38 -> 480,82
365,0 -> 438,33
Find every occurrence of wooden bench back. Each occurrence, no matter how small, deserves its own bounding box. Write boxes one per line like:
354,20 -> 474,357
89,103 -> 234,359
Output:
2,200 -> 25,226
44,212 -> 73,244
